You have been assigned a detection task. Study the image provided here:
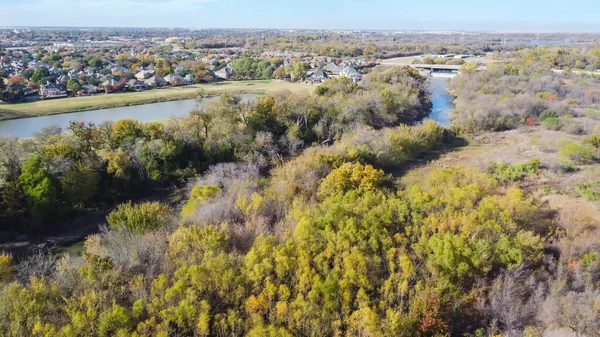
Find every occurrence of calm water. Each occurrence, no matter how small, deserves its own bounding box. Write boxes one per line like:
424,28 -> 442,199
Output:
426,76 -> 454,126
0,94 -> 260,138
0,81 -> 453,139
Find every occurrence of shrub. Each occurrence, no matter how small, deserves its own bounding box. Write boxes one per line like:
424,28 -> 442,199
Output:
576,182 -> 600,201
0,253 -> 14,283
338,120 -> 448,167
541,117 -> 563,130
565,122 -> 586,135
538,109 -> 558,121
558,140 -> 596,165
106,201 -> 171,233
525,116 -> 536,126
317,162 -> 385,199
181,185 -> 221,216
584,133 -> 600,148
489,158 -> 541,183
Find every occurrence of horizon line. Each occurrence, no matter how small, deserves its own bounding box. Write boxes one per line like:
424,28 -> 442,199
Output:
2,26 -> 600,34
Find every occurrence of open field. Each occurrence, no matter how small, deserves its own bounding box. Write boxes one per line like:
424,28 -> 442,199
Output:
401,122 -> 600,198
0,80 -> 315,121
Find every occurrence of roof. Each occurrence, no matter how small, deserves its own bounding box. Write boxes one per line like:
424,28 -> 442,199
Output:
144,76 -> 168,86
308,70 -> 329,79
80,84 -> 99,92
41,83 -> 67,92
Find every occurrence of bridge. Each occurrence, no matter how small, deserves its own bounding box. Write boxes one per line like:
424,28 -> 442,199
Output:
377,61 -> 486,77
409,64 -> 462,72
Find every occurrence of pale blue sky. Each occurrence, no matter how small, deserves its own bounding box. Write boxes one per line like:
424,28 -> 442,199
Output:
1,0 -> 600,31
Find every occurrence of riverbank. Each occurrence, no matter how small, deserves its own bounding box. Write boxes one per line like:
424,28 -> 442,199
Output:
0,80 -> 314,121
0,94 -> 261,138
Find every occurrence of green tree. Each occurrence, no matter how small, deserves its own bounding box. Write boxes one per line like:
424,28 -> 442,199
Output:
59,163 -> 100,208
66,78 -> 81,93
18,154 -> 57,218
30,67 -> 50,84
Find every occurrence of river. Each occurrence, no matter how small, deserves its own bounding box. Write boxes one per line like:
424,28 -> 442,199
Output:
0,80 -> 454,138
426,76 -> 454,126
0,94 -> 260,138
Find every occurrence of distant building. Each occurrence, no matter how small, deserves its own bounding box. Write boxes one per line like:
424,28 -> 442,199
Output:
7,83 -> 34,96
111,65 -> 130,74
56,74 -> 71,85
307,70 -> 330,83
79,84 -> 100,95
214,66 -> 233,80
144,76 -> 168,88
339,67 -> 363,82
126,79 -> 149,91
135,70 -> 155,80
324,62 -> 342,75
100,78 -> 122,89
40,82 -> 67,98
163,73 -> 187,86
184,74 -> 194,85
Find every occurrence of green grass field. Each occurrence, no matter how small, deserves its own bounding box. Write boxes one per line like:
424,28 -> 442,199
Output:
0,80 -> 315,121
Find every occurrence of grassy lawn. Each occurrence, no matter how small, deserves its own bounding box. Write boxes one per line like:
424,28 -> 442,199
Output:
0,80 -> 314,121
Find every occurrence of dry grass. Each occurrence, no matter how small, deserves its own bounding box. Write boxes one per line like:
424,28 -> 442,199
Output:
402,125 -> 600,196
0,80 -> 314,120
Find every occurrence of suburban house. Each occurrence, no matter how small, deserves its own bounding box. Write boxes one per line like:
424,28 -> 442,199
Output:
164,73 -> 186,86
79,84 -> 100,95
57,74 -> 71,85
135,70 -> 155,80
306,70 -> 330,83
214,66 -> 233,80
339,67 -> 363,82
110,65 -> 130,74
126,79 -> 149,91
144,75 -> 168,88
7,83 -> 34,96
40,82 -> 67,98
324,62 -> 342,75
100,78 -> 123,90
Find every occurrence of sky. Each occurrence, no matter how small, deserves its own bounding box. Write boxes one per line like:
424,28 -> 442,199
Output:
1,0 -> 600,31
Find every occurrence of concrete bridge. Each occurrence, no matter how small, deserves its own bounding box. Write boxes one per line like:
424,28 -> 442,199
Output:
378,62 -> 486,77
409,64 -> 461,72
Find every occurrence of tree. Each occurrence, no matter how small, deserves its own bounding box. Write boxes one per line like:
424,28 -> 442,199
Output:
30,67 -> 50,84
8,75 -> 26,85
59,163 -> 100,208
21,68 -> 34,80
459,62 -> 479,75
106,201 -> 171,233
88,58 -> 103,67
66,78 -> 81,93
18,154 -> 57,219
111,119 -> 143,146
0,79 -> 6,102
289,62 -> 309,82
